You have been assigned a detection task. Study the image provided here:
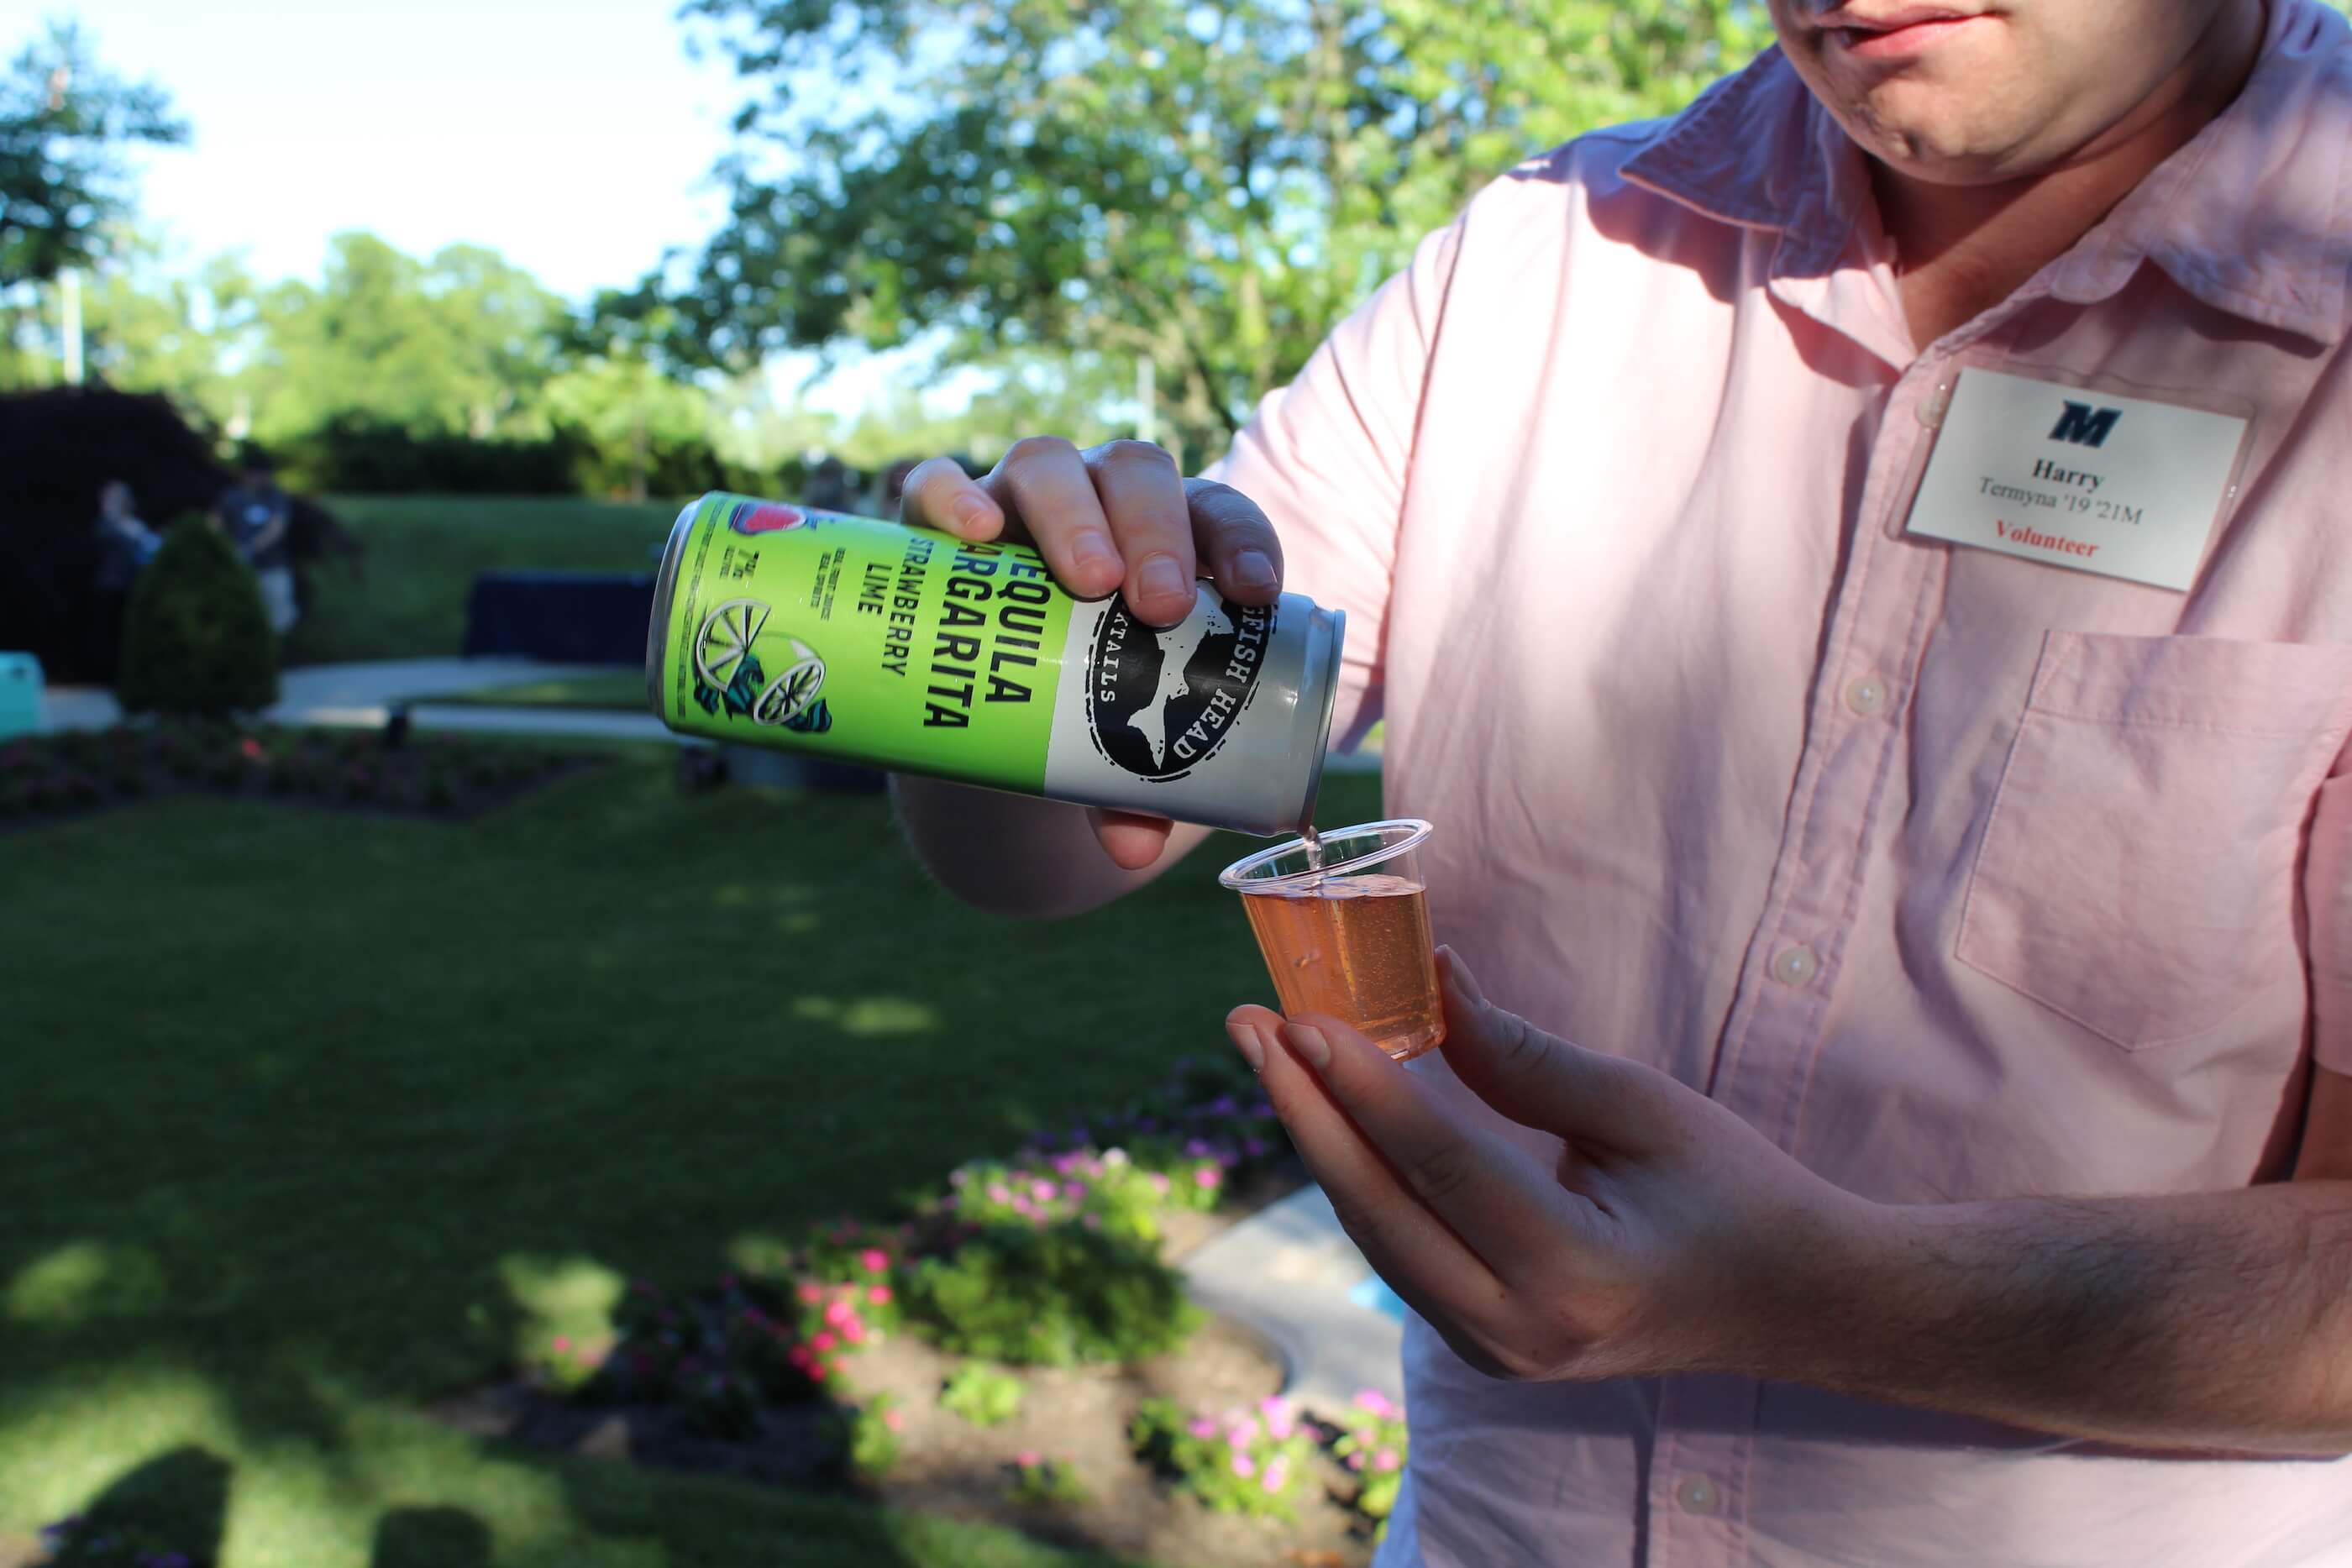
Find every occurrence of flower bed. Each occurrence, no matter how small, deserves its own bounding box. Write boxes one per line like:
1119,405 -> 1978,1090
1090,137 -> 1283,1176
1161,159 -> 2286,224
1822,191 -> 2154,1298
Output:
433,1058 -> 1407,1566
0,721 -> 591,829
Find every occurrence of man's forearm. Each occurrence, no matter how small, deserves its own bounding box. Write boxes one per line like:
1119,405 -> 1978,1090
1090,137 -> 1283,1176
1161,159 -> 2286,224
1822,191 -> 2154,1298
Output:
890,777 -> 1196,919
1761,1182 -> 2352,1454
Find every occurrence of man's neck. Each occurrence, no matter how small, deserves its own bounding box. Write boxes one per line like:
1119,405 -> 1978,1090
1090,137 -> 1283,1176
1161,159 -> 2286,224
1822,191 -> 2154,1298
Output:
1877,1 -> 2268,350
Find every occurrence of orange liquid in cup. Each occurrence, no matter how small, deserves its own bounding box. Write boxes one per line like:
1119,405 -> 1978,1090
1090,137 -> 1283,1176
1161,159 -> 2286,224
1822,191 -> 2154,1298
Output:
1239,872 -> 1446,1062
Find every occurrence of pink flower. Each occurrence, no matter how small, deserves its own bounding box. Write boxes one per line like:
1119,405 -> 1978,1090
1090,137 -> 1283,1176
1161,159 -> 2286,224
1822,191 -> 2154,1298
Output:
1353,1389 -> 1396,1419
552,1335 -> 571,1354
787,1345 -> 813,1371
884,1407 -> 906,1430
239,737 -> 265,763
858,1248 -> 889,1273
1032,1179 -> 1056,1201
1081,1213 -> 1102,1230
811,1331 -> 837,1353
986,1183 -> 1012,1204
1374,1447 -> 1401,1471
824,1298 -> 854,1327
868,1284 -> 892,1305
1230,1451 -> 1257,1478
1015,1450 -> 1042,1468
843,1319 -> 867,1344
1150,1172 -> 1170,1194
1188,1419 -> 1218,1440
1194,1164 -> 1222,1188
1346,1451 -> 1366,1471
798,1283 -> 823,1304
1262,1455 -> 1291,1493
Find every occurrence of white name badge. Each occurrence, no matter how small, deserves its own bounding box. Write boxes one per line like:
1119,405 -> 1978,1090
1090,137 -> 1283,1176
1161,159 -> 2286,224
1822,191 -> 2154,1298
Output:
1903,368 -> 2248,591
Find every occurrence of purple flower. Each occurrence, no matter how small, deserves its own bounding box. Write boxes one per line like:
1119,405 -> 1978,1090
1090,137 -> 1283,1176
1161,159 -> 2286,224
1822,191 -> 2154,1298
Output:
1210,1095 -> 1239,1115
1184,1137 -> 1214,1157
1244,1137 -> 1268,1157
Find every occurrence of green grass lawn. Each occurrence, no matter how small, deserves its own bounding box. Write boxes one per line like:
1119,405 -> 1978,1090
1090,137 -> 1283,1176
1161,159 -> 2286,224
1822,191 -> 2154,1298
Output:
0,754 -> 1382,1567
287,496 -> 681,666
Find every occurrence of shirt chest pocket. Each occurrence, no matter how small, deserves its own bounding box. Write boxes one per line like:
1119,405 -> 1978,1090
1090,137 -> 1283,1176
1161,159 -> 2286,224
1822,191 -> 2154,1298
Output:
1956,632 -> 2352,1051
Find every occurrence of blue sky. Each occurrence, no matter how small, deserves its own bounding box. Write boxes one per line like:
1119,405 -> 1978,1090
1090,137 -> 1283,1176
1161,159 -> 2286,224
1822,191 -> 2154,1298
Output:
56,0 -> 738,300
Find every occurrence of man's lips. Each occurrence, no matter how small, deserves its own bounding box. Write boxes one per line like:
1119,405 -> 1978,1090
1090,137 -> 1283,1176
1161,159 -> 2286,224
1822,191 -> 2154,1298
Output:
1821,8 -> 1989,58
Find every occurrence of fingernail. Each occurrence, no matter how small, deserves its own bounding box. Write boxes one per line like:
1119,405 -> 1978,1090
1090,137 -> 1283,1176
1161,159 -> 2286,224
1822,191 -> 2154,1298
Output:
953,496 -> 994,532
1071,531 -> 1122,581
1225,1016 -> 1266,1072
1439,946 -> 1485,1004
1137,553 -> 1189,607
1230,549 -> 1277,593
1280,1021 -> 1331,1070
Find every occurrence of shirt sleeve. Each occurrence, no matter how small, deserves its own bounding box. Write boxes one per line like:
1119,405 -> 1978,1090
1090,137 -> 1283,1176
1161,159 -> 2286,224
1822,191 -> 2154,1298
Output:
1203,218 -> 1465,750
2306,770 -> 2352,1076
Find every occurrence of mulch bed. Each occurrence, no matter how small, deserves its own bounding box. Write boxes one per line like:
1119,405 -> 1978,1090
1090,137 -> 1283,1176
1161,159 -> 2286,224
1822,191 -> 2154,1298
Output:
0,721 -> 597,831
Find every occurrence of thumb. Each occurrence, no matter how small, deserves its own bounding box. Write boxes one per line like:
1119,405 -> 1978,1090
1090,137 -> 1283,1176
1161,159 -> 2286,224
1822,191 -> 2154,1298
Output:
1436,947 -> 1668,1151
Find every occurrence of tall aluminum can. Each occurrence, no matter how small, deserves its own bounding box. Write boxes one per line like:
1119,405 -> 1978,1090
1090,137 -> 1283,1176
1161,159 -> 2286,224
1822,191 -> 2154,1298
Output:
646,492 -> 1344,835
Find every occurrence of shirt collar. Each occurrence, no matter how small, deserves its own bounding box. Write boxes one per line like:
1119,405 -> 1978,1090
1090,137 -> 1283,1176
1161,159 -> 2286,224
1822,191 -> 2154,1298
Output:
1621,0 -> 2352,345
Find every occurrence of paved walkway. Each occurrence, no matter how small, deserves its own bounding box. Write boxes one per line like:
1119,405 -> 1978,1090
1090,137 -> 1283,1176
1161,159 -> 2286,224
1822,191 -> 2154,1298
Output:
1181,1183 -> 1404,1412
44,659 -> 659,744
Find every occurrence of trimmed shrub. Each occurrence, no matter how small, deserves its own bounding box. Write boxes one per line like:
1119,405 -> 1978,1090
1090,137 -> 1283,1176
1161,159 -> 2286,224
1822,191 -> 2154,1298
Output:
116,518 -> 281,717
900,1223 -> 1200,1366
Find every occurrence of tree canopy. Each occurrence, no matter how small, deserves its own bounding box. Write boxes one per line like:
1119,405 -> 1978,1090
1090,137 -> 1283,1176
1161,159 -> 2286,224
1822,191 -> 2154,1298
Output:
669,0 -> 1764,457
0,21 -> 186,287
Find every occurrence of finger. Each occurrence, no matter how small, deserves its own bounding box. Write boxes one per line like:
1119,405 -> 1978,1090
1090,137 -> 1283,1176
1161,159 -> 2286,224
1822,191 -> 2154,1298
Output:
1084,440 -> 1196,627
1276,1009 -> 1588,1282
898,457 -> 1005,540
1436,948 -> 1670,1152
990,438 -> 1126,599
1087,807 -> 1173,870
1222,1005 -> 1509,1346
1184,479 -> 1284,605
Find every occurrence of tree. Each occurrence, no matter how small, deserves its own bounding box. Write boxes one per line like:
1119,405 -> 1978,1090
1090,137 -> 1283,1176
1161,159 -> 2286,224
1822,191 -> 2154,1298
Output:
0,21 -> 186,288
240,232 -> 567,443
671,0 -> 1764,460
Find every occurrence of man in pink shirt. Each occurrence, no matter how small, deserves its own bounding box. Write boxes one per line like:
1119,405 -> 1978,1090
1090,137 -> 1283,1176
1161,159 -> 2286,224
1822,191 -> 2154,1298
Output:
895,0 -> 2352,1560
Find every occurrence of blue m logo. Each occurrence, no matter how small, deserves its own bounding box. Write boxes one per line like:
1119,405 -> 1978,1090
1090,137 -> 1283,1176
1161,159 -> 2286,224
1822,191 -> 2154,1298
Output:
2049,401 -> 2122,448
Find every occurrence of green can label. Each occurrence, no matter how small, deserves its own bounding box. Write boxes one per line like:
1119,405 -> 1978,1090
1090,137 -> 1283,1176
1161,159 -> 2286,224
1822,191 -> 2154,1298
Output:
648,492 -> 1345,835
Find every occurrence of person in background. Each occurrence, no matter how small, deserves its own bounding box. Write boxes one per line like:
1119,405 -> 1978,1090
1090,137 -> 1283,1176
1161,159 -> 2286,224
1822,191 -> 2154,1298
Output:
869,457 -> 922,519
213,451 -> 297,636
92,480 -> 161,593
801,454 -> 860,513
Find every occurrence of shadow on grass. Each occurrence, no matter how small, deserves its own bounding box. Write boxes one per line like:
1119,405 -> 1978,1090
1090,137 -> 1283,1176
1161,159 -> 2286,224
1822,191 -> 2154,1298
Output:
371,1507 -> 491,1568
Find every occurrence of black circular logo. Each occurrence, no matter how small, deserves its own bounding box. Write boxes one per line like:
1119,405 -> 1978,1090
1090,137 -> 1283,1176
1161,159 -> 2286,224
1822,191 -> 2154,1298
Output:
1085,595 -> 1273,779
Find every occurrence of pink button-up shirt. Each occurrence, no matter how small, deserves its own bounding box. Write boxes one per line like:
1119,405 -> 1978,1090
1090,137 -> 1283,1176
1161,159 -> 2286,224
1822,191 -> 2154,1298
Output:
1211,3 -> 2352,1562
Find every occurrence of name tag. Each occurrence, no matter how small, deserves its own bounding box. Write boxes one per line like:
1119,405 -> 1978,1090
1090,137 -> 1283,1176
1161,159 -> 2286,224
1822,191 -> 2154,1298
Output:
1903,369 -> 2248,592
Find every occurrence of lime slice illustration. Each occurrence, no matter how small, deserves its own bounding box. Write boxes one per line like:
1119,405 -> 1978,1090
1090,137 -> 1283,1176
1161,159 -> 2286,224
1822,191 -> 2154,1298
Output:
695,599 -> 770,688
754,642 -> 828,726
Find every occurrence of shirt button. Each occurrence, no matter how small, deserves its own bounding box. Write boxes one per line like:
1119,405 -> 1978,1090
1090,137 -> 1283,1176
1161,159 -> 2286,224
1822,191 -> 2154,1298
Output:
1914,380 -> 1952,428
1677,1475 -> 1721,1515
1845,674 -> 1887,715
1772,945 -> 1820,987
